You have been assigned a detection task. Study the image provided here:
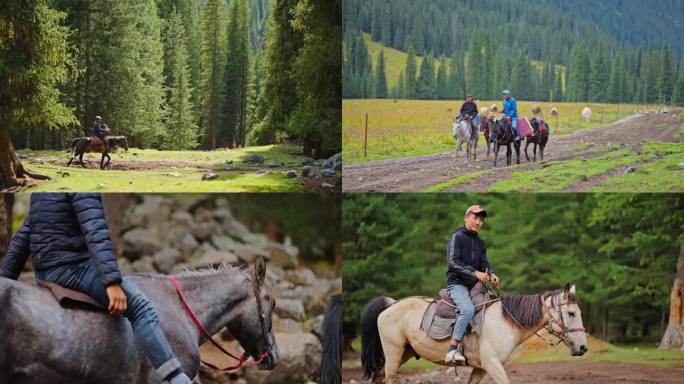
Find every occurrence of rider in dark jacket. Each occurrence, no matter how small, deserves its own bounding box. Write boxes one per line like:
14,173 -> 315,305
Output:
0,193 -> 195,384
444,205 -> 500,364
458,95 -> 479,137
93,115 -> 109,150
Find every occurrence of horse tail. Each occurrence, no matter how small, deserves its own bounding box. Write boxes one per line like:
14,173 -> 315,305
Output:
69,138 -> 80,157
320,294 -> 342,384
361,296 -> 395,379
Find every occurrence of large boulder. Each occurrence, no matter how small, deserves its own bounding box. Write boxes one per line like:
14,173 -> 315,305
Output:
122,228 -> 162,259
267,242 -> 298,269
273,298 -> 306,321
131,255 -> 156,273
190,250 -> 239,269
243,332 -> 322,384
323,152 -> 342,172
153,248 -> 183,274
283,268 -> 316,286
232,243 -> 269,263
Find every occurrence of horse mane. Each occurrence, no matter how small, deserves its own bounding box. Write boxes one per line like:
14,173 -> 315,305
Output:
501,290 -> 579,329
500,294 -> 544,329
128,263 -> 246,280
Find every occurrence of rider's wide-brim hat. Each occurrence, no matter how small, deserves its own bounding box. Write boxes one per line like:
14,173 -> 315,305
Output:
465,205 -> 488,217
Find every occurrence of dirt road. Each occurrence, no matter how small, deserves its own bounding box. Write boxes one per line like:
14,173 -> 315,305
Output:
343,111 -> 682,192
343,360 -> 684,384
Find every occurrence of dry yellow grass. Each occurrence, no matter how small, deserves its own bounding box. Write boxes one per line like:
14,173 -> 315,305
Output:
343,99 -> 661,163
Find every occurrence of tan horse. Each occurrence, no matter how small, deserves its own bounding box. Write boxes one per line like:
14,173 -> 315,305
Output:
361,283 -> 587,384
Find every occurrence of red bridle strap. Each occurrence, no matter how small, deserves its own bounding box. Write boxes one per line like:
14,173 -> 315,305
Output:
168,275 -> 269,371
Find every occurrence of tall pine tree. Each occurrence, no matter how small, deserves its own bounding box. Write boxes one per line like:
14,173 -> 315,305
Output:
161,6 -> 198,150
375,50 -> 388,98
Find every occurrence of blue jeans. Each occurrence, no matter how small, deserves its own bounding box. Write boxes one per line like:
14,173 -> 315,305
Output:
35,259 -> 179,375
447,284 -> 474,341
511,118 -> 519,138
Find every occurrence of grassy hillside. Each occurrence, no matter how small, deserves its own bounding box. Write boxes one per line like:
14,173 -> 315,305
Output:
365,33 -> 567,92
365,34 -> 448,91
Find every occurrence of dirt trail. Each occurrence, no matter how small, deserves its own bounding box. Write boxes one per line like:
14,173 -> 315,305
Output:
343,112 -> 682,192
343,361 -> 684,384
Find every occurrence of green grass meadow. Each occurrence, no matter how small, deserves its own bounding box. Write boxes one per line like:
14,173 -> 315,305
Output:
18,144 -> 314,192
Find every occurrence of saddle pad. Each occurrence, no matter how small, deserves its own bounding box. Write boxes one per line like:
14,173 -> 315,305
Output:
518,117 -> 534,137
37,280 -> 106,312
420,283 -> 489,340
90,136 -> 104,145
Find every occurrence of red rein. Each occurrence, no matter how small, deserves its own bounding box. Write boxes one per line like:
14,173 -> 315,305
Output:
168,275 -> 269,372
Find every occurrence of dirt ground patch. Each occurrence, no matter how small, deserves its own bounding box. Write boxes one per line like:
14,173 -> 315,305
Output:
343,111 -> 683,192
343,361 -> 684,384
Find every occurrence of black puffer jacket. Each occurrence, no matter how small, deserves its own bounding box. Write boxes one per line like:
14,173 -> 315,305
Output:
445,225 -> 494,289
0,193 -> 122,286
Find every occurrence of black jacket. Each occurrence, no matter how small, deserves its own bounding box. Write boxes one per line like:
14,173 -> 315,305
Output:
446,225 -> 494,289
459,101 -> 479,118
0,193 -> 122,286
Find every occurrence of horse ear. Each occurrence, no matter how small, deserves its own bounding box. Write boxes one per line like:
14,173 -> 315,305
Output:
563,282 -> 571,300
254,256 -> 266,284
569,284 -> 576,296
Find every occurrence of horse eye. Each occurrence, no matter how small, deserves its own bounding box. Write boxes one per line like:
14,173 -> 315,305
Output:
272,300 -> 276,309
568,311 -> 575,317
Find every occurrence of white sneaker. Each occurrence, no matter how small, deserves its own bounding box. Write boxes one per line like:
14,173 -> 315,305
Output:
445,348 -> 466,363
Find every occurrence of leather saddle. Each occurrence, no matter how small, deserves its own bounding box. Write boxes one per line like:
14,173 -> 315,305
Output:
420,282 -> 492,340
90,136 -> 104,146
37,280 -> 106,312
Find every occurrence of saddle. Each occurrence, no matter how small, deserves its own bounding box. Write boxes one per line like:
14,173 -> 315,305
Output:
420,282 -> 493,340
90,136 -> 104,146
37,280 -> 106,312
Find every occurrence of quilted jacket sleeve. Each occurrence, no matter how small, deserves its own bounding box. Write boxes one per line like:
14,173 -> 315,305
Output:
71,193 -> 122,286
0,215 -> 31,280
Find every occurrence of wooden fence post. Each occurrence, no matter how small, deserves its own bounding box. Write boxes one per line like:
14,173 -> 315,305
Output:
364,112 -> 368,158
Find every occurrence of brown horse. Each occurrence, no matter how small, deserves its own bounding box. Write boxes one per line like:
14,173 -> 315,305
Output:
361,284 -> 587,384
67,136 -> 129,170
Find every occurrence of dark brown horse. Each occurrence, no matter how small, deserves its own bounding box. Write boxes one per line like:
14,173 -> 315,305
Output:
67,136 -> 129,170
479,118 -> 494,158
489,118 -> 520,167
525,118 -> 549,162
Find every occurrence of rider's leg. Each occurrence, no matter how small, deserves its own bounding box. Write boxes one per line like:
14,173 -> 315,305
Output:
446,284 -> 474,361
512,118 -> 520,140
35,259 -> 194,383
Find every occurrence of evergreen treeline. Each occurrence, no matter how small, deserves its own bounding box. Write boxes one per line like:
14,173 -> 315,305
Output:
343,0 -> 684,105
343,193 -> 684,343
6,0 -> 340,158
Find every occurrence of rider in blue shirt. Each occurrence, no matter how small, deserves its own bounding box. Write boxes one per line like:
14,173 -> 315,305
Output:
501,90 -> 520,140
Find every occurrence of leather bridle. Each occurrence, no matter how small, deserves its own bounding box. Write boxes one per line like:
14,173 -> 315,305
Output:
538,294 -> 586,346
168,273 -> 271,372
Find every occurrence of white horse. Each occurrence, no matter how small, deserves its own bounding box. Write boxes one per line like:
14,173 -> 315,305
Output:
582,107 -> 592,123
361,283 -> 588,384
453,116 -> 477,161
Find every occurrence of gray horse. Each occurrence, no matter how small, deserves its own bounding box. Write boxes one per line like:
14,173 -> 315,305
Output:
0,260 -> 279,384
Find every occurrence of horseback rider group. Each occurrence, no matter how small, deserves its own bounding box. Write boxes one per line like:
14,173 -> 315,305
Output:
456,89 -> 521,141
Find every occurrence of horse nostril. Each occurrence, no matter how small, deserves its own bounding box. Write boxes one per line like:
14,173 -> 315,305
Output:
580,345 -> 588,353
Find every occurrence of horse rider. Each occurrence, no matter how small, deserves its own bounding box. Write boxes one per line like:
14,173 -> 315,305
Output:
457,95 -> 479,138
93,115 -> 109,150
500,90 -> 520,140
0,193 -> 196,384
445,205 -> 500,364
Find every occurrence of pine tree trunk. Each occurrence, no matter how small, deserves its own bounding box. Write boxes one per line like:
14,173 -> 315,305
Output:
0,129 -> 51,190
659,244 -> 684,351
303,136 -> 313,157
